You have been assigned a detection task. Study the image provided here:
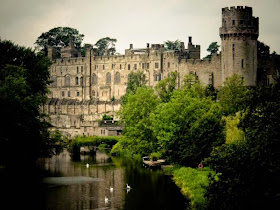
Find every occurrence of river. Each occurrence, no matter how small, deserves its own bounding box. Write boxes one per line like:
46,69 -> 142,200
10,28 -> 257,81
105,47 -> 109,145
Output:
0,149 -> 189,210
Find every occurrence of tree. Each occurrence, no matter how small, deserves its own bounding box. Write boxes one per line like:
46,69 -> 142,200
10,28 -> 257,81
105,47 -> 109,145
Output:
155,72 -> 177,102
118,86 -> 159,155
34,27 -> 84,56
204,42 -> 220,59
217,74 -> 251,116
151,84 -> 224,166
0,39 -> 61,167
94,37 -> 117,56
164,40 -> 181,50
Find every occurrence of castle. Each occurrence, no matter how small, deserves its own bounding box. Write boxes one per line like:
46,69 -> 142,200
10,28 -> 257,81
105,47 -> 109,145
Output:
44,6 -> 274,138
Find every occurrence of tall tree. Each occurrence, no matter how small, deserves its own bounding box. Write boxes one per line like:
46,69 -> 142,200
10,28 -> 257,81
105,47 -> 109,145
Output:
94,37 -> 117,56
155,72 -> 177,103
204,42 -> 220,59
0,39 -> 61,167
34,27 -> 84,56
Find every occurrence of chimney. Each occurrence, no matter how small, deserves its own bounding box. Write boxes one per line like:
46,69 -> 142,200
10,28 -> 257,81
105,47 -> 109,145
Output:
188,36 -> 192,44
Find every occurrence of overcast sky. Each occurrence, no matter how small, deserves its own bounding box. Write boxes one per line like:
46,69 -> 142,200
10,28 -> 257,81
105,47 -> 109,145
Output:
0,0 -> 279,58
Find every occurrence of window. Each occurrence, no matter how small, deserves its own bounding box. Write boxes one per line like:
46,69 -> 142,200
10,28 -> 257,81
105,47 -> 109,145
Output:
62,91 -> 65,97
106,72 -> 111,84
142,63 -> 145,69
68,91 -> 71,97
120,64 -> 122,69
232,20 -> 235,26
92,90 -> 95,96
115,72 -> 121,84
147,63 -> 149,69
240,20 -> 244,25
168,62 -> 170,68
75,77 -> 79,85
128,64 -> 130,70
158,74 -> 161,81
155,62 -> 159,68
65,76 -> 70,86
51,76 -> 57,87
77,92 -> 80,96
95,65 -> 98,70
77,66 -> 79,73
80,77 -> 83,86
241,59 -> 245,68
81,66 -> 83,72
134,64 -> 137,70
92,74 -> 98,85
103,65 -> 105,70
232,44 -> 235,60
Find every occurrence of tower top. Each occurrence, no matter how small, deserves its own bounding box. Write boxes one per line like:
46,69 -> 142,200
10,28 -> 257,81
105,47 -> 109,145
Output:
220,6 -> 259,40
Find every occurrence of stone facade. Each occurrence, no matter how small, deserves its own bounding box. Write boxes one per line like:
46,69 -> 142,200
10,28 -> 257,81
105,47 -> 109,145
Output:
45,6 -> 270,138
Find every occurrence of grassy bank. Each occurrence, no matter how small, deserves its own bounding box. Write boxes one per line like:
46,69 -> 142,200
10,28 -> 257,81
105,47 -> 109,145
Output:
164,166 -> 217,209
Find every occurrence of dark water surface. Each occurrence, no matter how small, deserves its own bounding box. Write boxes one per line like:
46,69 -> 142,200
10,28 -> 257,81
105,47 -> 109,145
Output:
0,149 -> 188,210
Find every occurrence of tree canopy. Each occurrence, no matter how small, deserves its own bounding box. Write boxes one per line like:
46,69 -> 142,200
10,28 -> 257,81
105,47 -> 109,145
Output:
164,40 -> 181,50
204,42 -> 220,59
94,37 -> 117,56
0,39 -> 63,167
34,27 -> 84,56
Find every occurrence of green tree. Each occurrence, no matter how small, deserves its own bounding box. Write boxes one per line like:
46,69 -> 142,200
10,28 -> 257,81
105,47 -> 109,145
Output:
0,39 -> 60,167
164,40 -> 181,50
34,27 -> 84,56
94,37 -> 117,56
151,85 -> 224,166
204,42 -> 220,59
217,74 -> 251,115
118,86 -> 159,155
155,72 -> 177,102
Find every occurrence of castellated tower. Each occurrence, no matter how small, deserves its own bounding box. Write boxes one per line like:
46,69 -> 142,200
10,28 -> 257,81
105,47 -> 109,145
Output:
220,6 -> 259,86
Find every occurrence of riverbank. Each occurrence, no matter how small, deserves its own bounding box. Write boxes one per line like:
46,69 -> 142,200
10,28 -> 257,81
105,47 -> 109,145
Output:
163,166 -> 217,209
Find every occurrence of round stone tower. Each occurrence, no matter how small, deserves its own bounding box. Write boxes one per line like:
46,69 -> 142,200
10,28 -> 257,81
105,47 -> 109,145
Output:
220,6 -> 259,86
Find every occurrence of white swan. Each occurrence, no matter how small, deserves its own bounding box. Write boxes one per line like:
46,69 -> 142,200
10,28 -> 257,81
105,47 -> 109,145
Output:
126,183 -> 131,189
110,186 -> 114,193
86,163 -> 89,168
105,196 -> 109,203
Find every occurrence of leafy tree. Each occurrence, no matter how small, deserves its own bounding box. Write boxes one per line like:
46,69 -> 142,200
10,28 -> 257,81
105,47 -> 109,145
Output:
94,37 -> 117,56
118,86 -> 159,155
164,40 -> 181,50
155,72 -> 177,102
204,42 -> 220,59
34,27 -> 84,56
217,74 -> 251,116
151,84 -> 224,166
0,39 -> 60,167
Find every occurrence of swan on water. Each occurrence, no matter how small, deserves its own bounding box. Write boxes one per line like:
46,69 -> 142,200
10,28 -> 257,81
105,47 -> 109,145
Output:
126,183 -> 131,189
105,196 -> 109,203
110,186 -> 114,192
86,163 -> 89,168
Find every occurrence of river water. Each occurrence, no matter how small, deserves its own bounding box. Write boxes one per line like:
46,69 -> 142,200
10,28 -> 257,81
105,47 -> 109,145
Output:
0,149 -> 188,210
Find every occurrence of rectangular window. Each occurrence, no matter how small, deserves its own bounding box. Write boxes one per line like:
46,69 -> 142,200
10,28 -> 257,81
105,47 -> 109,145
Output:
241,59 -> 245,68
77,92 -> 80,96
103,65 -> 105,70
232,20 -> 235,26
120,64 -> 122,69
168,62 -> 170,68
147,63 -> 149,69
128,64 -> 130,70
68,91 -> 71,97
155,62 -> 159,68
77,66 -> 79,73
142,63 -> 145,69
62,91 -> 65,97
134,64 -> 137,70
81,66 -> 83,72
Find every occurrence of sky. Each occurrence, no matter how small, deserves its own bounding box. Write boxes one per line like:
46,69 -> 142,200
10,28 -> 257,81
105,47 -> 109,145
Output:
0,0 -> 279,58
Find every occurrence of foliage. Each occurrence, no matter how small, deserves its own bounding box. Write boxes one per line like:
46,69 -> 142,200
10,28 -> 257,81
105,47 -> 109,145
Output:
169,167 -> 216,209
164,40 -> 181,50
34,27 -> 84,56
149,152 -> 162,161
217,74 -> 252,116
205,83 -> 280,209
204,42 -> 220,59
102,114 -> 113,120
94,37 -> 117,56
155,72 -> 177,103
223,111 -> 245,144
118,86 -> 159,156
151,83 -> 224,166
0,39 -> 56,166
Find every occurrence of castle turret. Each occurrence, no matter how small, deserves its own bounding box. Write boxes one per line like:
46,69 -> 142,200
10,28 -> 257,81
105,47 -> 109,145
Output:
220,6 -> 259,86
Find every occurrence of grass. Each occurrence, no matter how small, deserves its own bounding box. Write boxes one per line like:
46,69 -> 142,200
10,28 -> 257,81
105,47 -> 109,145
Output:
164,166 -> 217,210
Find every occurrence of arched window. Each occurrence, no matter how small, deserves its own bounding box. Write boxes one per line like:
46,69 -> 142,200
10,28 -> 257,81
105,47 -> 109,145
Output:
65,75 -> 70,86
106,72 -> 111,84
115,72 -> 121,84
75,77 -> 79,85
80,77 -> 84,86
92,74 -> 98,85
92,90 -> 95,96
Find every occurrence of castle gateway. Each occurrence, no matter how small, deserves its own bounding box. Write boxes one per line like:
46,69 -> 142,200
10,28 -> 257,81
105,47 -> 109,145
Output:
44,6 -> 273,137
